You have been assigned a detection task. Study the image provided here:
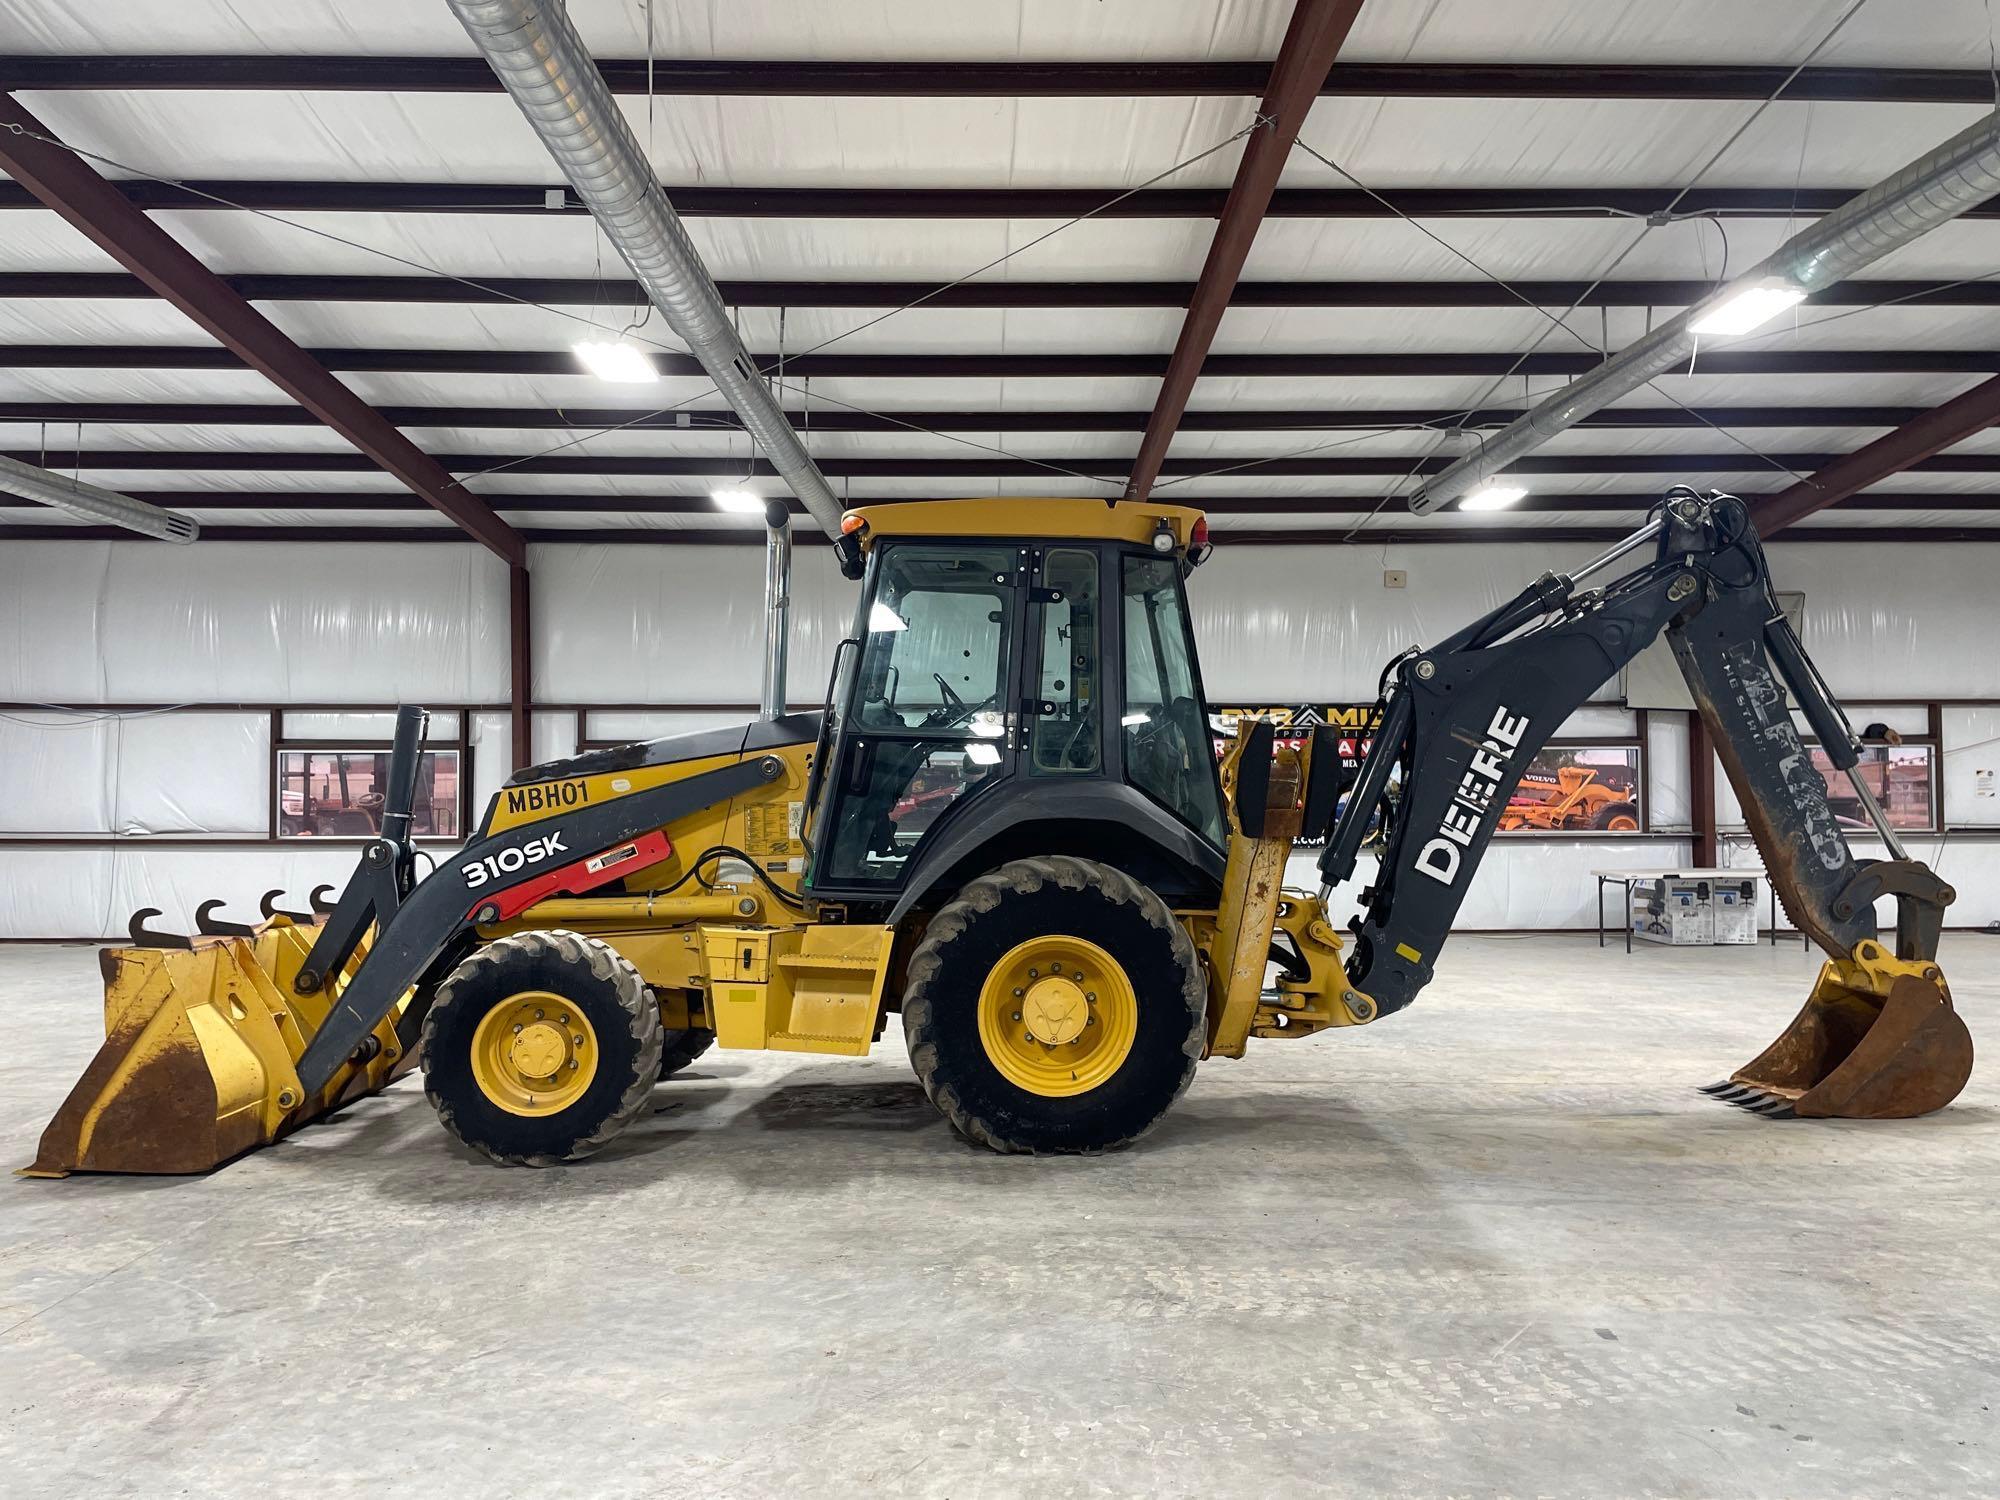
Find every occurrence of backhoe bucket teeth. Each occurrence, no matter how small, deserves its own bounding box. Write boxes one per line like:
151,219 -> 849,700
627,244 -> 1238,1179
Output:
1713,955 -> 1974,1122
22,910 -> 415,1178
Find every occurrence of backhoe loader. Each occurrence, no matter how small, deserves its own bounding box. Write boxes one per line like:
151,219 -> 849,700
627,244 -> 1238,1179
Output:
27,489 -> 1973,1174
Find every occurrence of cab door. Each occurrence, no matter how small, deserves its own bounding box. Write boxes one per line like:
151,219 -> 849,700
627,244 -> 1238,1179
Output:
806,542 -> 1027,895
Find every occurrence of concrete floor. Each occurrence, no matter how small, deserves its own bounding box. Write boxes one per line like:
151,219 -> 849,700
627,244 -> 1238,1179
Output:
1,936 -> 1996,1499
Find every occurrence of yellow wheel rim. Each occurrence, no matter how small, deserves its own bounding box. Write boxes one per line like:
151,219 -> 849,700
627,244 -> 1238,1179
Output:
469,990 -> 599,1117
1604,812 -> 1640,831
976,935 -> 1138,1098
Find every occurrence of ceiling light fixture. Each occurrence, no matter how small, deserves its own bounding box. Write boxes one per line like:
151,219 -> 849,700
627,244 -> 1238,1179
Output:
710,488 -> 765,514
1459,483 -> 1528,512
572,339 -> 658,383
1689,278 -> 1808,337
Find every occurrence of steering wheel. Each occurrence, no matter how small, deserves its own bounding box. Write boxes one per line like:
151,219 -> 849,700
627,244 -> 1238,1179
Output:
923,673 -> 998,732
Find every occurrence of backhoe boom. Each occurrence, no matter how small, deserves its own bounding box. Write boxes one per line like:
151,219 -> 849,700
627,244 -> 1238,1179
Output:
1318,488 -> 1972,1119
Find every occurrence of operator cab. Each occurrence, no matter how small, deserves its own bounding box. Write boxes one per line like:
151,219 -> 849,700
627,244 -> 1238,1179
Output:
803,498 -> 1223,910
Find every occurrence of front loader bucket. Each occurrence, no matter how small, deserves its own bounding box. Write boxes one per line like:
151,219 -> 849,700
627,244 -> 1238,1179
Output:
24,915 -> 415,1177
1704,950 -> 1974,1121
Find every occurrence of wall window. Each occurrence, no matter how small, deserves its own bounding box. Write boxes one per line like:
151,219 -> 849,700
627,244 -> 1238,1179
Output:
1810,743 -> 1936,833
1497,745 -> 1643,833
276,748 -> 461,839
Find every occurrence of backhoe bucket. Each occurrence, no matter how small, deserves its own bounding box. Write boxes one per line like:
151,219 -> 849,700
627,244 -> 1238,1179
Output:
24,913 -> 415,1177
1704,947 -> 1974,1120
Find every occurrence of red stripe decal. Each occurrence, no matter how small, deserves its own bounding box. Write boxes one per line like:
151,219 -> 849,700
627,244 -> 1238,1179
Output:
467,829 -> 673,923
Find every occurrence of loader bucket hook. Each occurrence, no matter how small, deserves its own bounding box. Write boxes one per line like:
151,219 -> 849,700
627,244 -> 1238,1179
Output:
127,908 -> 193,950
259,889 -> 315,923
194,900 -> 258,938
310,884 -> 339,916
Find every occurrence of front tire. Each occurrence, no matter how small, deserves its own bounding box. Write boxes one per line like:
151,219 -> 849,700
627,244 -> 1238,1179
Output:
421,929 -> 662,1166
902,856 -> 1204,1154
658,1026 -> 716,1079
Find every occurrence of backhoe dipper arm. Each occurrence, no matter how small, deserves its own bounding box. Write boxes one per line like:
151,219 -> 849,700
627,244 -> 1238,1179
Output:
1319,489 -> 1905,1018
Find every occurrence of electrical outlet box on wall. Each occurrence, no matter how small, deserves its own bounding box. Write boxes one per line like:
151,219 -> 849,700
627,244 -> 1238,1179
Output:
1383,569 -> 1407,589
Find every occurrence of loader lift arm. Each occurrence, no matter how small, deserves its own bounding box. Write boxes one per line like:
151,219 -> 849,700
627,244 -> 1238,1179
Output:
1319,488 -> 1972,1118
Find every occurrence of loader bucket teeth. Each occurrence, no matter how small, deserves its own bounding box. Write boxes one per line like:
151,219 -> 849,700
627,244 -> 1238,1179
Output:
22,917 -> 416,1178
1713,962 -> 1974,1122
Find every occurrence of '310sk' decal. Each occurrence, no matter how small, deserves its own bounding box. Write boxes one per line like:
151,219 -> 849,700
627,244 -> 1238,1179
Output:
462,831 -> 568,888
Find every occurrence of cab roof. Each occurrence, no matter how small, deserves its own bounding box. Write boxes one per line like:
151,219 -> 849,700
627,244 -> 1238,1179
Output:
843,496 -> 1206,550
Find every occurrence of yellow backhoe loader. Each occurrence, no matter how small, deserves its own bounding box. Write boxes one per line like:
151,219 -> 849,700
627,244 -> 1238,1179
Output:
27,489 -> 1974,1175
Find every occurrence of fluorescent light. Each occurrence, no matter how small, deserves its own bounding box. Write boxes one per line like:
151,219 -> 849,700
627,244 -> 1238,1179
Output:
1459,483 -> 1527,512
1121,712 -> 1151,727
868,601 -> 908,633
1689,280 -> 1807,337
710,488 -> 764,514
571,339 -> 658,383
966,742 -> 1001,766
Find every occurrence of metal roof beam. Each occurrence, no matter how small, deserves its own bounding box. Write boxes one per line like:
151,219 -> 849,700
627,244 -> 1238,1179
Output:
0,95 -> 521,562
1754,374 -> 2000,534
1,344 -> 1995,379
5,180 -> 1981,220
2,56 -> 1992,104
0,400 -> 1967,432
8,272 -> 1997,309
13,447 -> 2000,479
1127,0 -> 1366,501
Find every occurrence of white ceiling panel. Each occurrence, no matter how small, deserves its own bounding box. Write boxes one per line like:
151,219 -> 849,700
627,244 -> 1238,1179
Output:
1289,98 -> 1991,191
16,89 -> 1263,189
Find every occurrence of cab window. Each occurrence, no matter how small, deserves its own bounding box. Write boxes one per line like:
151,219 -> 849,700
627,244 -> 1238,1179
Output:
1029,548 -> 1101,775
817,545 -> 1016,887
1121,555 -> 1224,845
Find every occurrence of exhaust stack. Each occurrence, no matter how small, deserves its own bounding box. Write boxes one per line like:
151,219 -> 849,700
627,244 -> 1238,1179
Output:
760,500 -> 792,720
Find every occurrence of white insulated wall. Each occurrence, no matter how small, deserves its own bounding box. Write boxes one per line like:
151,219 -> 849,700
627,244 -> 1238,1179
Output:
1,536 -> 1996,937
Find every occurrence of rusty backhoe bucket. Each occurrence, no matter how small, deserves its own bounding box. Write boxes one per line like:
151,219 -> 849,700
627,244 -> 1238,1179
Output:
1703,944 -> 1974,1120
24,898 -> 416,1177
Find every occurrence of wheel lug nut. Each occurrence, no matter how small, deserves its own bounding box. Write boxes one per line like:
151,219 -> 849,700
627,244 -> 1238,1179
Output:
573,1034 -> 584,1046
1027,968 -> 1038,978
513,1023 -> 524,1034
535,1009 -> 545,1020
558,1014 -> 569,1024
1012,987 -> 1024,998
1012,1011 -> 1022,1021
1085,992 -> 1096,1003
1087,1016 -> 1096,1026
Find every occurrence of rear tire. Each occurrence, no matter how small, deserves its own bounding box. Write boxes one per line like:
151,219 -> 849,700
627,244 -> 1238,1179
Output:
422,929 -> 662,1167
902,856 -> 1204,1154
